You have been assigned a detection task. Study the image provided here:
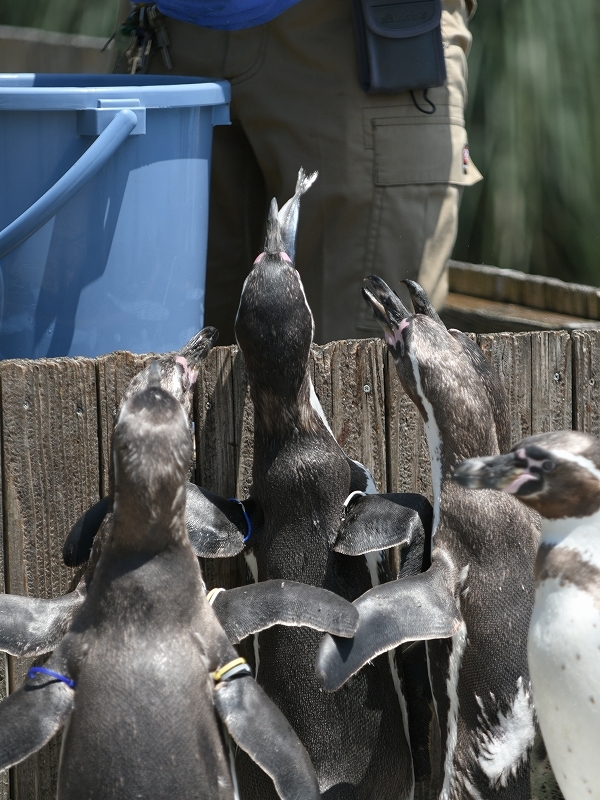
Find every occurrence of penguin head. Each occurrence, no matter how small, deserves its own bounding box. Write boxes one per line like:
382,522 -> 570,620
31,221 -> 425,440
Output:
363,275 -> 497,457
453,431 -> 600,518
122,326 -> 218,417
235,197 -> 314,403
113,385 -> 191,538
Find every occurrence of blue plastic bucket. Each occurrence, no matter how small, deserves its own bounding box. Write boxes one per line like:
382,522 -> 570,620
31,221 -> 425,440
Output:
0,74 -> 230,359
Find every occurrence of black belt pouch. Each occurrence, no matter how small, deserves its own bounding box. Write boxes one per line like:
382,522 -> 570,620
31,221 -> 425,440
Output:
352,0 -> 447,94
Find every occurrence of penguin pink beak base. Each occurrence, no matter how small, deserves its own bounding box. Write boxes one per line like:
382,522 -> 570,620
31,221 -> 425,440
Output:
362,275 -> 413,354
452,450 -> 547,495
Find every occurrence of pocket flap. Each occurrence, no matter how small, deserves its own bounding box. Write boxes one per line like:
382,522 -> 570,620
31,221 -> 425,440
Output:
361,0 -> 442,39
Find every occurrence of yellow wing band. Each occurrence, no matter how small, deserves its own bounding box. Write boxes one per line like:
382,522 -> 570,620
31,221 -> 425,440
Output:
212,657 -> 249,682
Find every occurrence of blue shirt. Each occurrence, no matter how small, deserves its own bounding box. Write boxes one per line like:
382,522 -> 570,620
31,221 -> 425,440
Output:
157,0 -> 301,29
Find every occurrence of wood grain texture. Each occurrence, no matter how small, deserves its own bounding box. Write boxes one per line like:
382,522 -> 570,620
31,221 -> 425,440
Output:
572,330 -> 600,436
195,345 -> 237,498
310,342 -> 335,427
0,356 -> 99,800
195,345 -> 246,592
478,332 -> 533,448
449,260 -> 600,320
384,349 -> 431,500
530,331 -> 572,434
329,339 -> 387,492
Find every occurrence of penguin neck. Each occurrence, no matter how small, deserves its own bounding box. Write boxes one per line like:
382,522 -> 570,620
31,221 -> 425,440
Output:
250,367 -> 325,443
420,393 -> 499,491
111,483 -> 188,555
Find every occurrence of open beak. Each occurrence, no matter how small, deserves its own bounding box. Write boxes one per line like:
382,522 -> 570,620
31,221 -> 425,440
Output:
362,275 -> 412,352
453,452 -> 537,494
403,280 -> 444,326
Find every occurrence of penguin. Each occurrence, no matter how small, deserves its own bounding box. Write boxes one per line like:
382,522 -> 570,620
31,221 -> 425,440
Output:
0,381 -> 322,800
454,430 -> 600,800
0,333 -> 359,661
230,171 -> 432,800
317,276 -> 540,799
62,324 -> 223,567
0,326 -> 222,660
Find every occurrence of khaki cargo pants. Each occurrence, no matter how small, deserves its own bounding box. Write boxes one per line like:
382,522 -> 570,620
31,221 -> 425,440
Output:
129,0 -> 482,343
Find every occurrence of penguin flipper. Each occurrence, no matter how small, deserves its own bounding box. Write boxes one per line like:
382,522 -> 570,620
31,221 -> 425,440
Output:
211,581 -> 359,644
316,560 -> 462,692
62,496 -> 111,567
214,676 -> 320,800
0,586 -> 86,657
346,456 -> 377,493
0,660 -> 74,769
334,492 -> 432,556
185,483 -> 248,557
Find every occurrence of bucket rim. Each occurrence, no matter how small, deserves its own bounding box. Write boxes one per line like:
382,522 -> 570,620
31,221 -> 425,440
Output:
0,74 -> 230,110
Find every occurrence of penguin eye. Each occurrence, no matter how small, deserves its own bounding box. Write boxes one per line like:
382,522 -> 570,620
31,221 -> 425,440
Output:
541,459 -> 555,473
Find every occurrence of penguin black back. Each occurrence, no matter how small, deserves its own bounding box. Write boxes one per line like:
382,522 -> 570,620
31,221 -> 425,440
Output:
234,186 -> 415,800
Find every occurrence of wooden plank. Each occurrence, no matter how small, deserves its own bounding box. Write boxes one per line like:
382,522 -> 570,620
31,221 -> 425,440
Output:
0,356 -> 99,800
310,342 -> 335,427
329,339 -> 387,492
448,260 -> 600,320
195,345 -> 237,498
477,332 -> 533,447
530,331 -> 572,434
572,330 -> 600,436
448,260 -> 496,301
384,349 -> 431,500
95,351 -> 151,497
441,293 -> 597,335
195,345 -> 246,592
586,290 -> 600,322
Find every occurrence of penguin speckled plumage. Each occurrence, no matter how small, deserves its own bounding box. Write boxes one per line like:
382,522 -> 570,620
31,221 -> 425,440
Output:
231,172 -> 432,800
318,276 -> 541,799
0,326 -> 221,661
454,430 -> 600,800
0,326 -> 358,662
0,383 -> 322,800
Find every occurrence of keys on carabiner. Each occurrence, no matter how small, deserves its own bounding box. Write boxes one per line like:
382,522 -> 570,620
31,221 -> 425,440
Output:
147,5 -> 172,70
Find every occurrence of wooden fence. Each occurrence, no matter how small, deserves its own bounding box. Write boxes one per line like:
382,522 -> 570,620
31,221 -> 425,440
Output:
1,329 -> 600,798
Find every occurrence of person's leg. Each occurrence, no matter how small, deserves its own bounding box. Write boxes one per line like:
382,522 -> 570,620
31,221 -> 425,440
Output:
230,0 -> 480,341
112,0 -> 480,343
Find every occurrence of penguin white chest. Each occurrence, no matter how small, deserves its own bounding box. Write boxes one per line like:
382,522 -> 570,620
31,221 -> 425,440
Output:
528,516 -> 600,800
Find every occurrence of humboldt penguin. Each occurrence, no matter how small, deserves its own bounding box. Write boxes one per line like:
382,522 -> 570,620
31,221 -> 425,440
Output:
317,276 -> 540,799
0,326 -> 221,660
0,329 -> 357,661
0,381 -> 322,800
454,430 -> 600,800
230,170 -> 432,800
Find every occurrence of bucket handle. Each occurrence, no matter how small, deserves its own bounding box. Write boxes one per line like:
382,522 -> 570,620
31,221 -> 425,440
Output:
0,108 -> 138,261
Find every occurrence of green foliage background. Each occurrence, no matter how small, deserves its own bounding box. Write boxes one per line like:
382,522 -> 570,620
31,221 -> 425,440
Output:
456,0 -> 600,285
0,0 -> 118,40
1,0 -> 599,286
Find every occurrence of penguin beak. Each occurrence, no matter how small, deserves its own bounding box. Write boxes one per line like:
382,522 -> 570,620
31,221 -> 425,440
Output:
362,276 -> 412,353
453,452 -> 537,494
180,326 -> 219,368
402,280 -> 444,326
